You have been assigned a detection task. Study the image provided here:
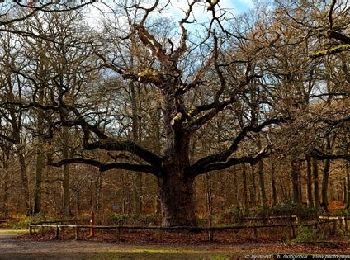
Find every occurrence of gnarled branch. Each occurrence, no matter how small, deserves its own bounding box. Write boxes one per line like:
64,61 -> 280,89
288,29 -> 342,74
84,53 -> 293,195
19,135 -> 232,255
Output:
49,157 -> 159,176
188,116 -> 288,175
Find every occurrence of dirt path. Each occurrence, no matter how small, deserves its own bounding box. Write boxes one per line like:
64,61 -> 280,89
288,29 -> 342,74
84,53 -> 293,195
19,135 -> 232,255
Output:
1,230 -> 350,259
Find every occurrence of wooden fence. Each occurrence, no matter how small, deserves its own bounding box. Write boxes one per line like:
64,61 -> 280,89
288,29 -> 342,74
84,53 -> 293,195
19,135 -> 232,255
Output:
28,215 -> 350,242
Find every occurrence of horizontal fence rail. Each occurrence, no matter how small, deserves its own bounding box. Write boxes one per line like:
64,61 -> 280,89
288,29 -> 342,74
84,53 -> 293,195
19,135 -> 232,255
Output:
28,215 -> 349,242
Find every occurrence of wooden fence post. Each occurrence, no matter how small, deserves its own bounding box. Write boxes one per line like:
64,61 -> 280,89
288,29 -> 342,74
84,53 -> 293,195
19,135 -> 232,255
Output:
332,220 -> 337,235
116,226 -> 121,241
253,227 -> 258,239
55,225 -> 60,240
345,217 -> 349,232
75,226 -> 79,240
89,211 -> 95,238
208,228 -> 214,242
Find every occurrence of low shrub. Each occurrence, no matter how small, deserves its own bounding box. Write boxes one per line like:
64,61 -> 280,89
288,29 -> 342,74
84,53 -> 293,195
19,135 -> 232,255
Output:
7,214 -> 52,229
294,225 -> 318,243
269,202 -> 318,220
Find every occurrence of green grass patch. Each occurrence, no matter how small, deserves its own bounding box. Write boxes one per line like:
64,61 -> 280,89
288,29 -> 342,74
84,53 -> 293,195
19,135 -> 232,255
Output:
0,229 -> 28,235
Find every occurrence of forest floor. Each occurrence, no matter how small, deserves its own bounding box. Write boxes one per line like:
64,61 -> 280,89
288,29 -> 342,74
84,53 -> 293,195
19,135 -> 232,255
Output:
1,229 -> 350,259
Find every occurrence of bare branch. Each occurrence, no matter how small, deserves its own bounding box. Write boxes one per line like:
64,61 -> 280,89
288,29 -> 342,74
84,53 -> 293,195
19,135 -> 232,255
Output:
191,150 -> 268,176
85,139 -> 162,169
310,148 -> 350,161
49,157 -> 159,175
328,30 -> 350,44
187,70 -> 261,130
0,1 -> 93,27
188,116 -> 288,176
329,0 -> 337,31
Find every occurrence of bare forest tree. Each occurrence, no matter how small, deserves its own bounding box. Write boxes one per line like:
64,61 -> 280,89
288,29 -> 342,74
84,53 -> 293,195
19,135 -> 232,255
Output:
1,0 -> 350,227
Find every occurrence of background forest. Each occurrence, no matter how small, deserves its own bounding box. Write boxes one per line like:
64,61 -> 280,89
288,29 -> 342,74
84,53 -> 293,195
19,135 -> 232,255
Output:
1,0 -> 350,227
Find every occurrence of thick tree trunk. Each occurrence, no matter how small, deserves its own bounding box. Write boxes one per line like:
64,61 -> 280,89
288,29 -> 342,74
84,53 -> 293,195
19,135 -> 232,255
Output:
158,173 -> 196,227
159,87 -> 197,227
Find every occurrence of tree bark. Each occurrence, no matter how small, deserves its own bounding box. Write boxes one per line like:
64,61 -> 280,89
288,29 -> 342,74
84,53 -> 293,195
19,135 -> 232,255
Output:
130,82 -> 142,217
205,173 -> 213,229
271,162 -> 277,207
33,140 -> 45,214
1,153 -> 9,218
158,173 -> 196,226
232,166 -> 238,207
250,165 -> 257,205
291,158 -> 301,204
157,86 -> 198,227
15,145 -> 30,215
33,102 -> 46,215
313,158 -> 320,209
243,164 -> 248,210
62,127 -> 70,217
347,162 -> 350,209
322,158 -> 330,212
306,155 -> 314,207
258,159 -> 267,208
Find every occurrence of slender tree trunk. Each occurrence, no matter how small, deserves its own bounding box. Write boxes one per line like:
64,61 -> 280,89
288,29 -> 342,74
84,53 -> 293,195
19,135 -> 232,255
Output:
75,189 -> 80,217
258,159 -> 267,208
33,141 -> 45,214
2,157 -> 9,218
96,171 -> 103,224
313,158 -> 320,209
291,158 -> 301,204
33,88 -> 46,215
205,173 -> 213,229
233,167 -> 238,207
343,177 -> 347,206
16,146 -> 30,215
271,162 -> 277,207
243,164 -> 248,210
298,166 -> 303,203
322,158 -> 330,212
280,179 -> 287,201
306,155 -> 314,207
347,162 -> 350,209
62,127 -> 70,217
153,104 -> 162,216
250,166 -> 257,205
130,82 -> 142,217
